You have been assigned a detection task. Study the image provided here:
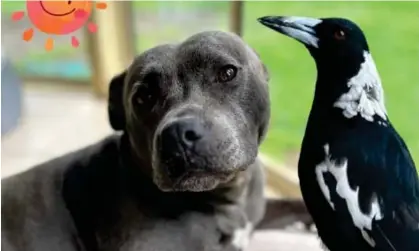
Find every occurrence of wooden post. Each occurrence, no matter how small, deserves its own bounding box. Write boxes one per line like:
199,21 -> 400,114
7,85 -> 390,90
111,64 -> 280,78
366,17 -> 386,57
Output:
230,1 -> 244,36
84,1 -> 135,98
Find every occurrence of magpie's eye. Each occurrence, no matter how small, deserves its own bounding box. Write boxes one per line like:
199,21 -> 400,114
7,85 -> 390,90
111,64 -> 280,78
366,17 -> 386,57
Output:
217,65 -> 238,82
334,29 -> 346,40
135,72 -> 160,105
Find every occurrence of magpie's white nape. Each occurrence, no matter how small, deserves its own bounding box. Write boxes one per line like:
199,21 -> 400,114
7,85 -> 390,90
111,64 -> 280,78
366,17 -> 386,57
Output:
258,15 -> 419,251
333,51 -> 387,122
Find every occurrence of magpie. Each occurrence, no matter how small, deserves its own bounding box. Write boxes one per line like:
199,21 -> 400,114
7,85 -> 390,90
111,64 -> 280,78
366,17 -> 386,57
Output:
258,16 -> 419,251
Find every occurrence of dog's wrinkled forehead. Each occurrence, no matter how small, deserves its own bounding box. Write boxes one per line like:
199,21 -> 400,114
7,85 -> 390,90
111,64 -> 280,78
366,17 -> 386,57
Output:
175,31 -> 267,83
176,31 -> 250,65
127,44 -> 177,80
126,31 -> 259,78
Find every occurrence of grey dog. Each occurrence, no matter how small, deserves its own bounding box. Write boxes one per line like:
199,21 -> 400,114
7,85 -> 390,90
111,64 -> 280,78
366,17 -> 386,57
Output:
1,31 -> 271,251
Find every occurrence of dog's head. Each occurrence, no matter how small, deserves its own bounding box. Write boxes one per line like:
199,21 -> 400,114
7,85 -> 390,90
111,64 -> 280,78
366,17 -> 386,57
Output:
108,31 -> 270,192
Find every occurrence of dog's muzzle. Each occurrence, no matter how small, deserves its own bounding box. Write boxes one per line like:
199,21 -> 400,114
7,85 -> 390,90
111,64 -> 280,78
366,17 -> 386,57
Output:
157,117 -> 208,179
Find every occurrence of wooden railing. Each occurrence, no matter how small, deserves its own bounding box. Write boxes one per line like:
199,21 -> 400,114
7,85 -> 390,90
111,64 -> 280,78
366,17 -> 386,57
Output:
259,154 -> 301,198
85,1 -> 136,98
230,1 -> 244,36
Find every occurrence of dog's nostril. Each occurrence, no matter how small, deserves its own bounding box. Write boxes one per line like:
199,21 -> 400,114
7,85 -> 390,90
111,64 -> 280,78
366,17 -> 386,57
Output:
184,129 -> 201,142
161,118 -> 205,150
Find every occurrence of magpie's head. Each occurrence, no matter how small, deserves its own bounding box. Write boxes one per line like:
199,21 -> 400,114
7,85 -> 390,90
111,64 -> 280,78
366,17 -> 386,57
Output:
258,16 -> 369,71
259,16 -> 388,122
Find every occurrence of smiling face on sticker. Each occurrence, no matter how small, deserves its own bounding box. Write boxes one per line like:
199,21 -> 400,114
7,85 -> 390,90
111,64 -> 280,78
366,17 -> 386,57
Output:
26,0 -> 93,35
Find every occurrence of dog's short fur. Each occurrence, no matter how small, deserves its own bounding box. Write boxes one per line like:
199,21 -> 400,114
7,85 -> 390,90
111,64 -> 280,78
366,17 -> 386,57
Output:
1,31 -> 270,251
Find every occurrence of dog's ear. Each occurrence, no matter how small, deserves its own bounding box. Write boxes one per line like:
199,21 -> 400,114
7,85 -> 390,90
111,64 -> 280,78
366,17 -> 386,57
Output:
247,46 -> 270,144
260,62 -> 270,82
108,71 -> 127,131
248,46 -> 270,83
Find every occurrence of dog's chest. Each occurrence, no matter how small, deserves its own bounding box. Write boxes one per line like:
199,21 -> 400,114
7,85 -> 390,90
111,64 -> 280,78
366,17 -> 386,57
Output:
97,212 -> 232,251
97,209 -> 248,251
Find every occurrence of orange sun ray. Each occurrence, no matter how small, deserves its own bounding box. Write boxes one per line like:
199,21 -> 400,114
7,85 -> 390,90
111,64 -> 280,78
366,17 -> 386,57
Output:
45,38 -> 54,51
71,36 -> 80,48
96,2 -> 108,10
11,11 -> 25,21
87,22 -> 98,33
22,28 -> 34,42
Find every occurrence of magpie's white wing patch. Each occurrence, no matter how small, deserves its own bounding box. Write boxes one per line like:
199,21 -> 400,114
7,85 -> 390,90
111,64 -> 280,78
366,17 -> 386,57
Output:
333,51 -> 387,123
315,145 -> 335,210
315,144 -> 384,247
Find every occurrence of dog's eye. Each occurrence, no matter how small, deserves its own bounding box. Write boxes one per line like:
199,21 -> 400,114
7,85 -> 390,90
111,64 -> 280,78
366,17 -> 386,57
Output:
217,65 -> 238,82
143,72 -> 160,85
135,72 -> 161,105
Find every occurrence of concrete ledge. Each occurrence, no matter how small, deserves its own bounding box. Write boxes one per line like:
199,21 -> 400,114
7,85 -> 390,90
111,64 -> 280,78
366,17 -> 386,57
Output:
249,230 -> 322,251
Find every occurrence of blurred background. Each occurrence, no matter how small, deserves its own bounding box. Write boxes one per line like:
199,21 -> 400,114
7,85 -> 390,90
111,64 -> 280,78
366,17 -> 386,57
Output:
1,1 -> 419,197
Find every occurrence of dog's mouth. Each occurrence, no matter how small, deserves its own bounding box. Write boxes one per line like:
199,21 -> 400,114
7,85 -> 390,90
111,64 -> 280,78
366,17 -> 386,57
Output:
171,170 -> 235,192
156,152 -> 238,192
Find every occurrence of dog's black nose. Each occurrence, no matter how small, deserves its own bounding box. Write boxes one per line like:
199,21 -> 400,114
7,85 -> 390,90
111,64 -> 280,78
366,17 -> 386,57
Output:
161,118 -> 204,150
159,118 -> 206,180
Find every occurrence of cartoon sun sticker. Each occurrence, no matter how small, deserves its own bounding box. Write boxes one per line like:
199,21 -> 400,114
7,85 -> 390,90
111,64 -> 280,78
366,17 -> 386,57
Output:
11,1 -> 107,51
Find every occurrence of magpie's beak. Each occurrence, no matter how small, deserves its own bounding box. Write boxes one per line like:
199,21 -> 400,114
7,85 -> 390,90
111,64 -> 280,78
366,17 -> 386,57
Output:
258,16 -> 322,48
